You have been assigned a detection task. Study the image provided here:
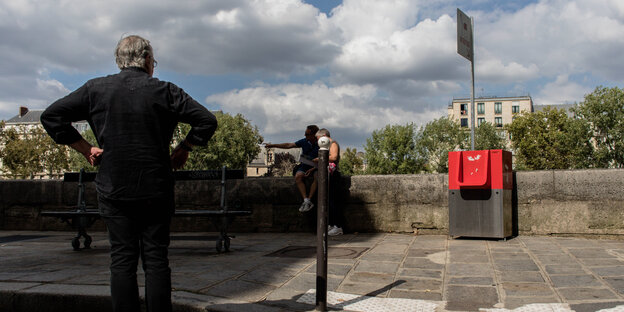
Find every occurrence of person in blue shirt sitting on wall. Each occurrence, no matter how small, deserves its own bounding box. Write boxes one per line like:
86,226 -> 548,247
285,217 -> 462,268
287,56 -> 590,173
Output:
266,125 -> 319,212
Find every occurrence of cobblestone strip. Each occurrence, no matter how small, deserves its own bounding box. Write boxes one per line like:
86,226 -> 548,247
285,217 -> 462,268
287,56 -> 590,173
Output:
487,239 -> 506,308
517,237 -> 565,303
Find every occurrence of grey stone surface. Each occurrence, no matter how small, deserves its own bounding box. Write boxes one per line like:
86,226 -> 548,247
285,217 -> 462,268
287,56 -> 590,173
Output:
590,266 -> 624,277
447,263 -> 495,276
445,286 -> 498,311
447,276 -> 494,286
201,280 -> 277,301
353,260 -> 399,274
3,232 -> 624,311
494,259 -> 540,271
550,274 -> 602,287
388,289 -> 443,301
501,282 -> 554,297
544,264 -> 585,275
557,287 -> 619,300
499,271 -> 545,283
396,268 -> 443,279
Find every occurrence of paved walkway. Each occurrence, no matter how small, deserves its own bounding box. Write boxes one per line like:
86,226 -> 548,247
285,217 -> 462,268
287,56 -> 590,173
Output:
2,231 -> 624,311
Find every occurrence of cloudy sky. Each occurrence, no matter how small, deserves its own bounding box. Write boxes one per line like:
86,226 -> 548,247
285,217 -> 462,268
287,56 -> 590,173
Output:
1,0 -> 623,149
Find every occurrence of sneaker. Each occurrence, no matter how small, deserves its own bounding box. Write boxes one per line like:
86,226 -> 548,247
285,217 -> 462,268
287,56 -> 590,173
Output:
328,226 -> 343,236
299,201 -> 314,212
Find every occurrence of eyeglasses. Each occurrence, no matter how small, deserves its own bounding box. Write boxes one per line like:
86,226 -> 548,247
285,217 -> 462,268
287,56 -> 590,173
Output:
153,59 -> 158,68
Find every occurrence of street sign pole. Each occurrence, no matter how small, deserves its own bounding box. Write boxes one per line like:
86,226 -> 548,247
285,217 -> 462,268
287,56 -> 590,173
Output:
457,8 -> 476,150
470,17 -> 475,151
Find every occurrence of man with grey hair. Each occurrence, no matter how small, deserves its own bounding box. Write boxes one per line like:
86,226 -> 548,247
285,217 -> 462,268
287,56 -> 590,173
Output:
41,35 -> 217,312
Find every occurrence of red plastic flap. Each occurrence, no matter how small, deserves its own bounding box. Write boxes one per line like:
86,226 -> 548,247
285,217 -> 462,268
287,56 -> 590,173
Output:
457,150 -> 489,188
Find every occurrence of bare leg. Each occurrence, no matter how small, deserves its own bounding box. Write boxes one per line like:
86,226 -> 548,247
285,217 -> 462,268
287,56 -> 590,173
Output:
295,172 -> 308,200
308,172 -> 317,199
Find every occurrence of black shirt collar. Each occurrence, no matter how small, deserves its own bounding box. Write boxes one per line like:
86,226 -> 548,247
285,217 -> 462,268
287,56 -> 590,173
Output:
122,66 -> 149,74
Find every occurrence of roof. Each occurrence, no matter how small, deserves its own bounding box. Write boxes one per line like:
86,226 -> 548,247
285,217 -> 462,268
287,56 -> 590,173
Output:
5,110 -> 44,124
452,95 -> 532,103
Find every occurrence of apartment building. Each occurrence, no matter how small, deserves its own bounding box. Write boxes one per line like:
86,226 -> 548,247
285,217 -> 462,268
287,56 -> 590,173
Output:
447,95 -> 534,129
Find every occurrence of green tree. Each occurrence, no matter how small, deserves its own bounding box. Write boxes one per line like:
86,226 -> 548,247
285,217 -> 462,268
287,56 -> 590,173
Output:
339,147 -> 363,176
37,127 -> 72,176
173,112 -> 263,170
68,129 -> 99,172
507,107 -> 593,170
573,86 -> 624,168
364,123 -> 425,174
474,121 -> 507,151
416,117 -> 468,173
0,125 -> 70,179
0,126 -> 39,178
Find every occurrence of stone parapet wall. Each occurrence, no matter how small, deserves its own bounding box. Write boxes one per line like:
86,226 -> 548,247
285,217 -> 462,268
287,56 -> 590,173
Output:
1,169 -> 623,236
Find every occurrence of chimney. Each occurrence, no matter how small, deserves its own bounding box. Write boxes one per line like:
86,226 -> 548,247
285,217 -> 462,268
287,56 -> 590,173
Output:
19,106 -> 28,118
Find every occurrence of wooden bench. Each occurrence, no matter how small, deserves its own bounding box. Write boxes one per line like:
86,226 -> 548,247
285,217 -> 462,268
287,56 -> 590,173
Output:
41,167 -> 251,252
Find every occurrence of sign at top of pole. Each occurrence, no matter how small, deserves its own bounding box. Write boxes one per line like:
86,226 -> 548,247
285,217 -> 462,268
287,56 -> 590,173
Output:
457,8 -> 473,62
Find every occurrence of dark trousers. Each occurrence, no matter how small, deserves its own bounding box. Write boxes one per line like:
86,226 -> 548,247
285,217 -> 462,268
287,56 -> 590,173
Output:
98,195 -> 174,312
328,171 -> 343,228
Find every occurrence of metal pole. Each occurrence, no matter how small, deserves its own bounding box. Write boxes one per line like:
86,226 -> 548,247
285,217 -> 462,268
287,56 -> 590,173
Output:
316,138 -> 330,311
470,17 -> 476,151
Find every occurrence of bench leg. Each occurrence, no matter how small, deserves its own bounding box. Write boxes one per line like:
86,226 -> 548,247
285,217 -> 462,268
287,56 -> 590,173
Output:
68,216 -> 96,251
215,233 -> 231,253
211,216 -> 236,253
72,227 -> 92,251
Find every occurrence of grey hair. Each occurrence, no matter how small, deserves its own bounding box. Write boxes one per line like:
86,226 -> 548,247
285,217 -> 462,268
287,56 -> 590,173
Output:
316,128 -> 330,138
115,35 -> 153,70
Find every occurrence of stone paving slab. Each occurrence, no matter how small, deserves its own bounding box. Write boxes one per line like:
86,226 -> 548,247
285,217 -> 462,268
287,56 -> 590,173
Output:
4,231 -> 624,311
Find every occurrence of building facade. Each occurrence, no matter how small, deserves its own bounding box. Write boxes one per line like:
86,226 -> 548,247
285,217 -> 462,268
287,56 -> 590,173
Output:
448,95 -> 534,129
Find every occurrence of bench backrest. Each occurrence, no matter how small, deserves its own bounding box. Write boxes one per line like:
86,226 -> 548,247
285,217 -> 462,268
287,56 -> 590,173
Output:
63,169 -> 245,182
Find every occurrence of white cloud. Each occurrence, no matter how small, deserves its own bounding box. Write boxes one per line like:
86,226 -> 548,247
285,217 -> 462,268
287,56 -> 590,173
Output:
535,74 -> 592,104
477,59 -> 540,83
206,81 -> 443,147
1,0 -> 624,148
478,0 -> 624,81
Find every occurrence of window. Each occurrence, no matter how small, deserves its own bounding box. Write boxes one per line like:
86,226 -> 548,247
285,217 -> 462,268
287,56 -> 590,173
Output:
477,103 -> 485,114
477,118 -> 485,126
512,105 -> 520,113
460,104 -> 468,115
494,102 -> 502,114
495,117 -> 503,127
460,118 -> 468,127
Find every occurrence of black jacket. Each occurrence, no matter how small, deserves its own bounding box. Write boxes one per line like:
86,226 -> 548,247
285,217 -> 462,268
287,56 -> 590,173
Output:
41,67 -> 217,200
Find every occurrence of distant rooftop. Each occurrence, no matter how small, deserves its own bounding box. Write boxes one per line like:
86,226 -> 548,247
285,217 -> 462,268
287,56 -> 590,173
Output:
452,95 -> 532,102
5,107 -> 44,124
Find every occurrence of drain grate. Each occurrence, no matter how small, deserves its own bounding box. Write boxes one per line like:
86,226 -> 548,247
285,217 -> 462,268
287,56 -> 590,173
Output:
265,246 -> 368,259
0,235 -> 49,244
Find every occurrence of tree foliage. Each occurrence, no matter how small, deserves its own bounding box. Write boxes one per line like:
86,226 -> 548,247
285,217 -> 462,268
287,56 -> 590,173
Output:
364,123 -> 425,174
417,117 -> 468,173
573,86 -> 624,168
340,147 -> 364,176
507,107 -> 593,170
474,121 -> 507,151
173,112 -> 263,170
0,125 -> 70,178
